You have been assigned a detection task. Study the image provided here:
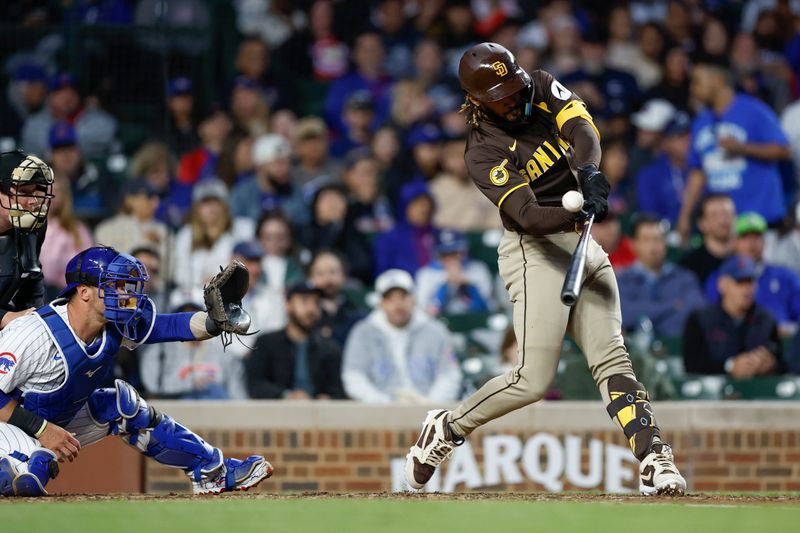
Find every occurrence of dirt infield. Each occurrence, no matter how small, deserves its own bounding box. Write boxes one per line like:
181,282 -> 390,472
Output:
3,492 -> 799,505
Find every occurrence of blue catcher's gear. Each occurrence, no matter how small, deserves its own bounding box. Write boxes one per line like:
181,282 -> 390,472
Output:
60,246 -> 150,340
0,449 -> 59,496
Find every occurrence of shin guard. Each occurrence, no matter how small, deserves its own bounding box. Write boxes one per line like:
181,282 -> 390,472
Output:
604,375 -> 661,461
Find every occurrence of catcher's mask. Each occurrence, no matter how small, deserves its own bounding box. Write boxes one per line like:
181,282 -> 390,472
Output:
458,42 -> 535,129
62,246 -> 150,340
0,150 -> 55,231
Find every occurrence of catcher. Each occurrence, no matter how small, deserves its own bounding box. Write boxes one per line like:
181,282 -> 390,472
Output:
0,245 -> 270,496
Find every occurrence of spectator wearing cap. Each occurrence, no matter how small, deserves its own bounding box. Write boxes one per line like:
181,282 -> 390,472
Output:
94,177 -> 168,260
628,99 -> 676,180
330,90 -> 376,158
430,136 -> 501,232
616,215 -> 705,338
246,282 -> 346,400
415,229 -> 495,316
324,31 -> 393,137
159,76 -> 198,157
704,212 -> 800,336
297,183 -> 374,284
342,269 -> 462,403
0,63 -> 48,140
176,108 -> 233,186
635,110 -> 692,226
374,180 -> 437,276
45,120 -> 108,219
683,255 -> 785,377
229,75 -> 270,138
21,72 -> 117,159
139,289 -> 247,399
38,172 -> 94,298
230,133 -> 305,223
342,150 -> 393,234
407,122 -> 443,182
679,194 -> 737,286
171,178 -> 254,291
676,59 -> 791,243
291,116 -> 342,188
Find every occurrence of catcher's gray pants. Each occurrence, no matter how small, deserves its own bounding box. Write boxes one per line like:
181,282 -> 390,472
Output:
449,230 -> 634,436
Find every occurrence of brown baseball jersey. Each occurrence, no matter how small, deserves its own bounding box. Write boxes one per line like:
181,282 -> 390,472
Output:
464,70 -> 600,235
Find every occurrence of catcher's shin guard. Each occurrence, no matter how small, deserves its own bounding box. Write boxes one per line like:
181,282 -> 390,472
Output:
604,375 -> 660,461
0,449 -> 59,497
141,415 -> 223,483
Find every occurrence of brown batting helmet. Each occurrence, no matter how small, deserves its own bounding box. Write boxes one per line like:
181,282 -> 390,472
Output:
458,42 -> 531,103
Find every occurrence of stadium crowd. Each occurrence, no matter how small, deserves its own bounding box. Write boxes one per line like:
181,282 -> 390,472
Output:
3,0 -> 800,400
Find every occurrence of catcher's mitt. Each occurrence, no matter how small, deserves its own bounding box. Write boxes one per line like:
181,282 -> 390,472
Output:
203,260 -> 253,346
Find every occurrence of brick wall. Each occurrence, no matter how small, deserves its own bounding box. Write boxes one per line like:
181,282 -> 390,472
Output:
139,402 -> 800,494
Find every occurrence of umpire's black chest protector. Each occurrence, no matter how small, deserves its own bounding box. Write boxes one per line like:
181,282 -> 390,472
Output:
0,225 -> 46,310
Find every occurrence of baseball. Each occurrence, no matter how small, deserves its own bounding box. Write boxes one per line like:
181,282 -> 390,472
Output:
561,190 -> 584,213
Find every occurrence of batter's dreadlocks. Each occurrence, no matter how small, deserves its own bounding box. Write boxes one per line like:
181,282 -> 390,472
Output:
459,96 -> 483,128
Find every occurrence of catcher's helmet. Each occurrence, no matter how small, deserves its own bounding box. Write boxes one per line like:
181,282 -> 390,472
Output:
61,246 -> 150,340
0,150 -> 54,230
458,42 -> 531,103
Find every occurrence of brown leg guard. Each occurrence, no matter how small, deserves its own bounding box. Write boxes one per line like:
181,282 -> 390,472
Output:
602,374 -> 661,461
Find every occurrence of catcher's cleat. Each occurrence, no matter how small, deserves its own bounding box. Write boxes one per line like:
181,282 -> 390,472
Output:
405,409 -> 463,490
639,442 -> 686,496
192,455 -> 273,495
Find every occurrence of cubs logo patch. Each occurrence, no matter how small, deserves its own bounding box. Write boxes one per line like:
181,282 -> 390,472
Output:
0,352 -> 17,374
492,61 -> 508,77
490,159 -> 510,186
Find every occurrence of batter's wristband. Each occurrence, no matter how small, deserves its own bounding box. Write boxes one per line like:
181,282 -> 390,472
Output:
8,403 -> 47,439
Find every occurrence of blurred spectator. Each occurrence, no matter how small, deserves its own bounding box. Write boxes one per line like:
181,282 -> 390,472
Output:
431,137 -> 501,232
21,73 -> 117,159
229,76 -> 270,137
233,36 -> 292,111
230,133 -> 305,222
374,181 -> 436,276
599,139 -> 631,213
628,99 -> 676,180
617,215 -> 705,338
324,31 -> 393,136
591,209 -> 636,270
270,109 -> 298,144
330,90 -> 376,157
226,240 -> 287,359
342,150 -> 393,233
433,0 -> 478,52
128,141 -> 184,228
176,109 -> 233,186
308,249 -> 367,347
159,76 -> 198,158
683,255 -> 785,377
389,80 -> 436,130
94,178 -> 167,260
636,111 -> 692,226
292,116 -> 342,187
729,31 -> 789,110
46,121 -> 107,219
342,269 -> 461,403
140,291 -> 246,399
415,229 -> 495,316
171,179 -> 253,291
407,122 -> 443,181
216,133 -> 254,187
704,212 -> 800,336
39,177 -> 93,297
64,0 -> 133,25
779,92 -> 800,187
376,0 -> 420,78
234,1 -> 301,49
372,125 -> 413,212
297,184 -> 373,283
698,17 -> 730,63
0,63 -> 48,141
764,202 -> 800,277
679,194 -> 737,286
413,38 -> 462,117
255,210 -> 305,291
131,245 -> 166,308
646,45 -> 691,110
606,7 -> 662,91
246,282 -> 346,400
677,59 -> 791,241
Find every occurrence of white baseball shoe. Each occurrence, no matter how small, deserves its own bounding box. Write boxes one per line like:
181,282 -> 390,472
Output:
405,409 -> 463,490
639,442 -> 686,496
192,455 -> 273,495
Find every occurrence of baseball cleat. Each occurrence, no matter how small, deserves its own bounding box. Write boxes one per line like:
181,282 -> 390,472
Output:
405,409 -> 463,490
192,455 -> 273,495
639,442 -> 686,496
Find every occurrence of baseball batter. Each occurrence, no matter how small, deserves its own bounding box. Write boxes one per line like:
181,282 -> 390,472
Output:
406,43 -> 686,496
0,246 -> 271,496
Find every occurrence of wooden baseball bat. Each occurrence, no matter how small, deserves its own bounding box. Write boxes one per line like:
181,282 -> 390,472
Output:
560,212 -> 595,307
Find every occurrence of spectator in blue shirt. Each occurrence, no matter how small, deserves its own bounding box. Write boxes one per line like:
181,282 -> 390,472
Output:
677,58 -> 791,242
636,111 -> 692,226
374,181 -> 436,276
617,215 -> 706,337
704,212 -> 800,337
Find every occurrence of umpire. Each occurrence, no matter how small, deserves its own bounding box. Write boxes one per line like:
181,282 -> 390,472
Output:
405,43 -> 685,496
0,150 -> 54,328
